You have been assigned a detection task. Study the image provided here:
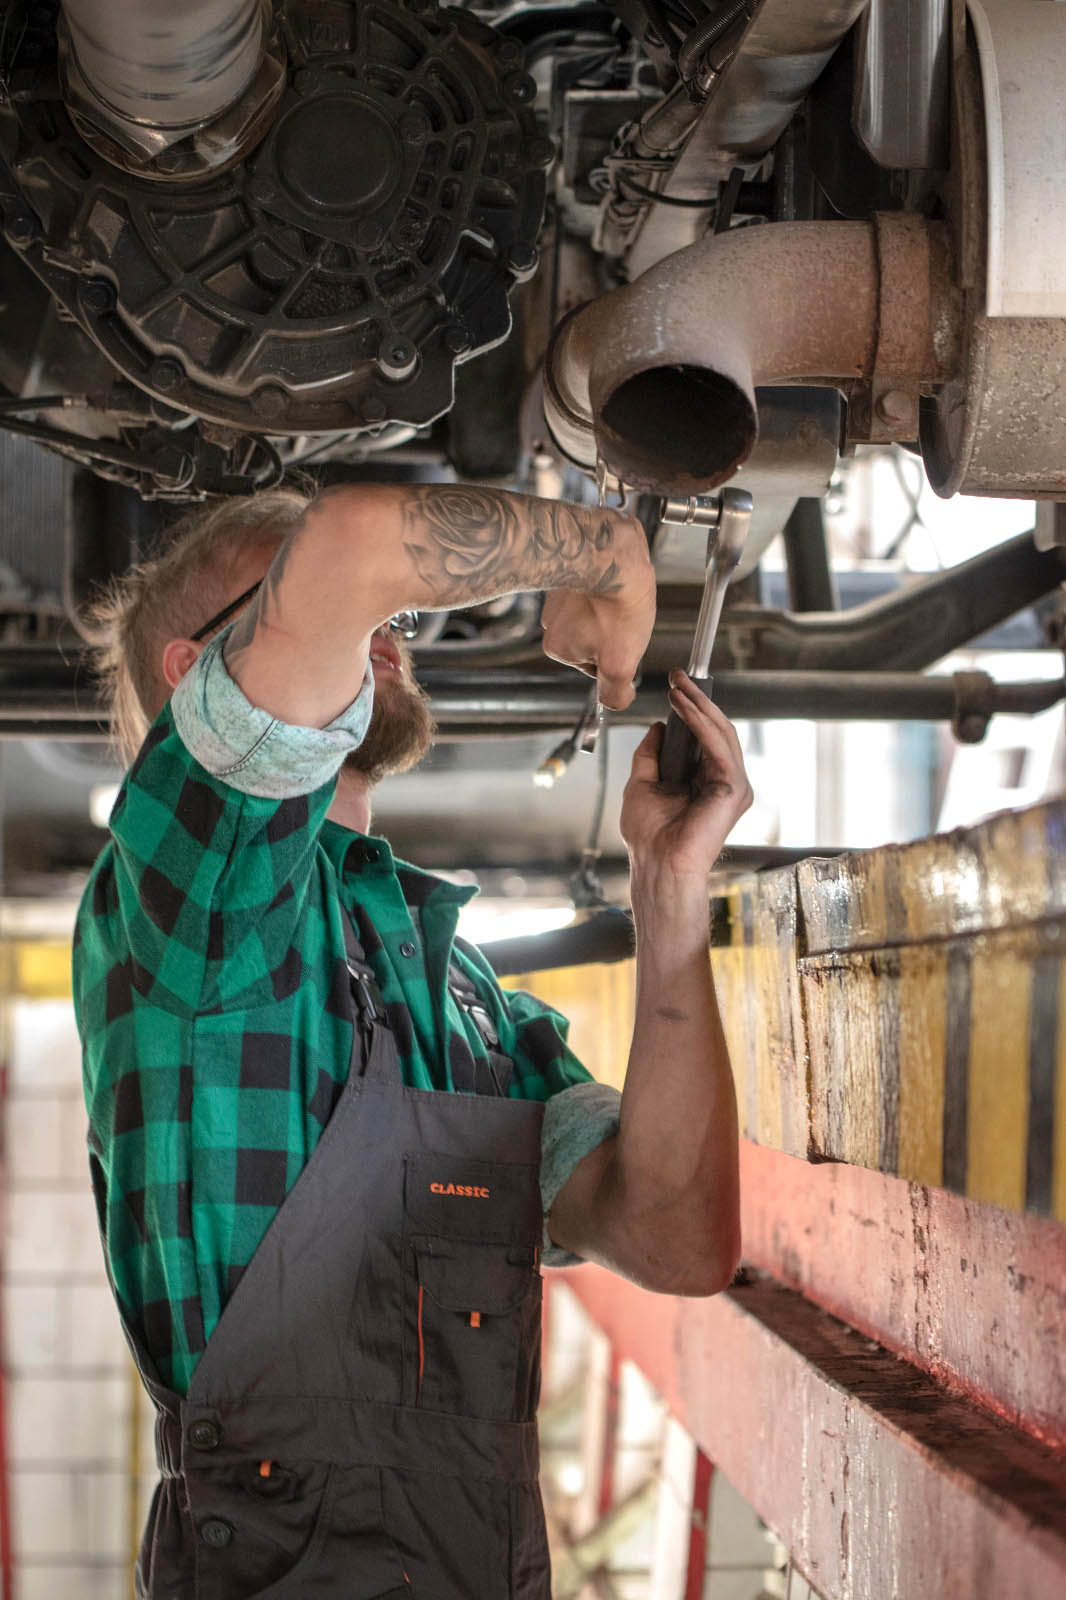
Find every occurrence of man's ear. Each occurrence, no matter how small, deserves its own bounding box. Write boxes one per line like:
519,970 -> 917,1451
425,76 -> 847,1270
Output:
161,638 -> 204,690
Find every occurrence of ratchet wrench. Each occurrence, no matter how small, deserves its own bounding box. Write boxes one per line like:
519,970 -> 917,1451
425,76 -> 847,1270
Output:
658,486 -> 753,790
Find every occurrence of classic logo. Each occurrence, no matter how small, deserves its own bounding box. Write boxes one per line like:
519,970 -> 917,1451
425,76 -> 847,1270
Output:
430,1182 -> 491,1198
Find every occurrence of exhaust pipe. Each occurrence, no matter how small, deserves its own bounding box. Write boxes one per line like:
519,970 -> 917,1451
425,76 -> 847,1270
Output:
58,0 -> 265,150
544,214 -> 958,495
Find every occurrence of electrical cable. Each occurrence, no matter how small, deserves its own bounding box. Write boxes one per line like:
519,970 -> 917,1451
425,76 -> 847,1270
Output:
641,0 -> 683,63
714,164 -> 744,232
0,393 -> 89,414
884,447 -> 944,568
533,685 -> 598,787
569,716 -> 611,910
616,172 -> 717,207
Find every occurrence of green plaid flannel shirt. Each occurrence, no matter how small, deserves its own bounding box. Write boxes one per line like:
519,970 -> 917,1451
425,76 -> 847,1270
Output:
75,630 -> 619,1394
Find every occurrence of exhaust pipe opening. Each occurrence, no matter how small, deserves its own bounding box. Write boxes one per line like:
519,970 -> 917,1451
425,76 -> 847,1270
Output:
599,366 -> 757,493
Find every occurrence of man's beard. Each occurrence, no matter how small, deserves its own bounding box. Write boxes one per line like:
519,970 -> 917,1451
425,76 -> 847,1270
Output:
343,653 -> 435,785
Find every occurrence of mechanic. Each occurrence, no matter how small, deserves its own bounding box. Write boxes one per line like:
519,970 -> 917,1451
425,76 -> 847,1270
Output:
75,481 -> 752,1599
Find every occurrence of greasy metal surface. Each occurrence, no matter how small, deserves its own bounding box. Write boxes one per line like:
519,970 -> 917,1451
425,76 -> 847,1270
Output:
651,389 -> 842,584
854,0 -> 950,172
59,0 -> 263,131
2,664 -> 1061,739
719,532 -> 1066,672
622,0 -> 871,277
739,1140 -> 1066,1451
922,16 -> 1066,496
968,0 -> 1066,318
688,488 -> 752,677
544,216 -> 956,493
554,1267 -> 1066,1599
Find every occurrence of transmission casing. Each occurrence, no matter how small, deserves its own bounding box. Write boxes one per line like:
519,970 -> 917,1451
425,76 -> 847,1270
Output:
5,0 -> 550,435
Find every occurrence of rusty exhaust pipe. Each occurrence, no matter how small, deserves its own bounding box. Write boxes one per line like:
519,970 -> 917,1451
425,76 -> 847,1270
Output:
544,215 -> 957,495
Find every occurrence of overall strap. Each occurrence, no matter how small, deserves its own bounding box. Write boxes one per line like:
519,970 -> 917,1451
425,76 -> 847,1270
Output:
339,907 -> 399,1086
447,962 -> 514,1097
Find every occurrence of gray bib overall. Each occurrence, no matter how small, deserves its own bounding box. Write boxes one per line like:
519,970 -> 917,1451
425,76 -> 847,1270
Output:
121,921 -> 551,1599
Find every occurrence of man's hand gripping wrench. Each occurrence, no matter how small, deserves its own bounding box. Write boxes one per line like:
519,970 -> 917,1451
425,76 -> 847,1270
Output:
658,487 -> 753,790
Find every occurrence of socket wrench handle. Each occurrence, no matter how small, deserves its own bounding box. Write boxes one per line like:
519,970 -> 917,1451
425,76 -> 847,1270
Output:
657,487 -> 752,792
659,675 -> 714,789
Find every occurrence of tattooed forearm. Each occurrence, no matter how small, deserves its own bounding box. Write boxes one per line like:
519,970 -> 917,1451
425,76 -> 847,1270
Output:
223,520 -> 305,669
401,486 -> 624,605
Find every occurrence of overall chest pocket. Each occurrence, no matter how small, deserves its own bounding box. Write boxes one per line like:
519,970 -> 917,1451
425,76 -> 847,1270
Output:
403,1152 -> 543,1423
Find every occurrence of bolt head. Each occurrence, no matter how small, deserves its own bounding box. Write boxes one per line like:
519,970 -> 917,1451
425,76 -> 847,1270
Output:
527,136 -> 555,169
876,388 -> 913,425
443,323 -> 472,356
149,358 -> 183,393
377,336 -> 417,380
249,173 -> 277,204
503,71 -> 537,106
81,277 -> 115,314
355,219 -> 385,253
400,111 -> 430,147
957,714 -> 987,744
252,385 -> 287,421
5,210 -> 38,244
506,241 -> 538,280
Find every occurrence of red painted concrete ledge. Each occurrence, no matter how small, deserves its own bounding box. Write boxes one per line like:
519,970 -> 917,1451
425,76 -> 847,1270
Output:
553,1267 -> 1066,1599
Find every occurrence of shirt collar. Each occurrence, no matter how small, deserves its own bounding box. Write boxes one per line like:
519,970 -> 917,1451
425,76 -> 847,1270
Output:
320,819 -> 479,908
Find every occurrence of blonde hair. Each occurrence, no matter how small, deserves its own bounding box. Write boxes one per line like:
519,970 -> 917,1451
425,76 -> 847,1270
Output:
90,488 -> 312,766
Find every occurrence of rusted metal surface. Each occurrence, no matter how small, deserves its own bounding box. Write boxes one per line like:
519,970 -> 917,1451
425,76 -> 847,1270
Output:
552,1267 -> 1066,1599
738,1139 -> 1066,1451
922,13 -> 1066,497
543,216 -> 958,493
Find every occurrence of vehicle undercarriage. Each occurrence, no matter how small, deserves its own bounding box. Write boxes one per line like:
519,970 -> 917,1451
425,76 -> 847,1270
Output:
0,0 -> 1063,748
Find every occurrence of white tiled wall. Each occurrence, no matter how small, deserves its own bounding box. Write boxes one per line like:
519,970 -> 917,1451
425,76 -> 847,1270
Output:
3,992 -> 136,1600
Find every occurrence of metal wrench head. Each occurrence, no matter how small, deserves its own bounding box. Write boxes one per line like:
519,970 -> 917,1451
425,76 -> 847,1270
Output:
689,487 -> 753,678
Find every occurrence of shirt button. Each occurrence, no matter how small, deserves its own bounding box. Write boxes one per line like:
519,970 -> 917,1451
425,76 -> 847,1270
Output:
365,846 -> 380,863
200,1519 -> 233,1549
399,941 -> 416,958
187,1419 -> 220,1451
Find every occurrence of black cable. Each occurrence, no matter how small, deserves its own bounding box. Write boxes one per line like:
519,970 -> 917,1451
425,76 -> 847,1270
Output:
641,0 -> 683,63
617,173 -> 717,207
0,412 -> 163,473
585,717 -> 610,858
0,393 -> 86,414
714,165 -> 744,233
252,436 -> 285,490
570,719 -> 610,911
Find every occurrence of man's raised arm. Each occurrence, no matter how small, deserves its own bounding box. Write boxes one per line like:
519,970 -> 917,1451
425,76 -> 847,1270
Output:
546,672 -> 752,1297
222,483 -> 656,728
